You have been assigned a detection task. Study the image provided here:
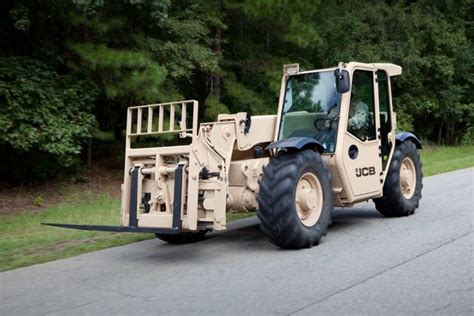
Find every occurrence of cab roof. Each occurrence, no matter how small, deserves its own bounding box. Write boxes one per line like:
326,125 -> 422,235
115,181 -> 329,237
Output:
372,63 -> 402,76
284,62 -> 402,77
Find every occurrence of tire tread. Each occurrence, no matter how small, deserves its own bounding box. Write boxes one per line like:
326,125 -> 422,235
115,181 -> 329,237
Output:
374,141 -> 423,217
257,149 -> 333,249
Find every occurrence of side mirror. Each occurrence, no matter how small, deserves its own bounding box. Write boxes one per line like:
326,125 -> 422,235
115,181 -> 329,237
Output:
334,69 -> 350,93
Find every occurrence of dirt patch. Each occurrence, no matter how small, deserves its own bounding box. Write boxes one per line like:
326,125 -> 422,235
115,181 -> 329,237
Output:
0,164 -> 122,215
20,233 -> 123,256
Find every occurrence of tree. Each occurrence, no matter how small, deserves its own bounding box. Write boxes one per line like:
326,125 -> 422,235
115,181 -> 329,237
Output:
0,57 -> 97,166
0,0 -> 472,181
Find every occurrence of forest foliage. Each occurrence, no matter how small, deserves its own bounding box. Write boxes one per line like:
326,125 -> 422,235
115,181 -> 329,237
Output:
0,0 -> 472,179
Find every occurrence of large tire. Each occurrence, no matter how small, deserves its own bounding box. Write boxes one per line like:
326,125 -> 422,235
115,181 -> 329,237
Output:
155,230 -> 208,244
257,149 -> 333,249
373,140 -> 423,217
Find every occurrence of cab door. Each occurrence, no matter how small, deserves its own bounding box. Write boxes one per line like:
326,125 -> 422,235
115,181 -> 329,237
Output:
341,68 -> 383,197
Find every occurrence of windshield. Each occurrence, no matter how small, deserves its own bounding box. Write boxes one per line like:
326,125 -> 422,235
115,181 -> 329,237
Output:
279,70 -> 340,153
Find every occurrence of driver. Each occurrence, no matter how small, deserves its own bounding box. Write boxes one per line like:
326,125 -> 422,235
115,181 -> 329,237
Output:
326,89 -> 369,138
314,88 -> 370,150
348,94 -> 369,139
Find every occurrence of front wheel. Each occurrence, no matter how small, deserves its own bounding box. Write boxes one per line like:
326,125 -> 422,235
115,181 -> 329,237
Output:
373,140 -> 423,216
257,149 -> 333,249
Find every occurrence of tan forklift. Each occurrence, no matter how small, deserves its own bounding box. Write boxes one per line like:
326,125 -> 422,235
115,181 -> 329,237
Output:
46,62 -> 423,249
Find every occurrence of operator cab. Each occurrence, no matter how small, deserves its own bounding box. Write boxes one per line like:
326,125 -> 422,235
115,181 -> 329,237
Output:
279,70 -> 341,153
277,62 -> 403,201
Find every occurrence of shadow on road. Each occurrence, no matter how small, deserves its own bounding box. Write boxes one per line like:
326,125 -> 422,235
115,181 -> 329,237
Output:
330,207 -> 383,232
120,207 -> 385,265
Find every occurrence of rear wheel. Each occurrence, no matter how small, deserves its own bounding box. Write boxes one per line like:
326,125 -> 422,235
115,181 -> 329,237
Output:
373,140 -> 423,216
155,230 -> 208,244
257,149 -> 333,249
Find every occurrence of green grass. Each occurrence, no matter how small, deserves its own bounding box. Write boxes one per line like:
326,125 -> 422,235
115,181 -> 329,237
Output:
420,145 -> 474,176
0,194 -> 152,272
0,193 -> 256,272
1,145 -> 472,272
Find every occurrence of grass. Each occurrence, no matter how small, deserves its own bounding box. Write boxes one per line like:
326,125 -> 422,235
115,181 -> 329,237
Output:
0,194 -> 152,272
0,145 -> 472,272
420,145 -> 474,176
0,192 -> 256,272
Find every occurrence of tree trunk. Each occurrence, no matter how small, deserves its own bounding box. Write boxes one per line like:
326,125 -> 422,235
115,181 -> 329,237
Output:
446,121 -> 451,145
86,139 -> 92,167
266,30 -> 271,52
209,1 -> 222,101
437,121 -> 444,144
210,27 -> 222,100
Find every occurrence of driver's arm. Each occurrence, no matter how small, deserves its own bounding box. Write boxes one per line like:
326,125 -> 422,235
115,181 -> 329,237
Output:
328,105 -> 339,118
348,102 -> 368,130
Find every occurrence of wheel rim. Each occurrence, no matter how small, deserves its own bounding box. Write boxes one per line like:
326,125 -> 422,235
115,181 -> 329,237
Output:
295,172 -> 323,227
400,157 -> 416,199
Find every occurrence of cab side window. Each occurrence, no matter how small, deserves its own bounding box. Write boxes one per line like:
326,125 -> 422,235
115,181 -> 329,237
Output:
348,70 -> 376,141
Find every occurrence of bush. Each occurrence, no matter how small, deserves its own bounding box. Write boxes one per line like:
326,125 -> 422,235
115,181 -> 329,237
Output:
0,57 -> 98,167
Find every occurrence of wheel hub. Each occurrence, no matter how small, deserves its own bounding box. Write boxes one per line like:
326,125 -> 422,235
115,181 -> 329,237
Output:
296,172 -> 323,226
400,157 -> 416,199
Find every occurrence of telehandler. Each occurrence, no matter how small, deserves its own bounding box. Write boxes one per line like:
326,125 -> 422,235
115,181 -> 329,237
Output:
46,62 -> 423,249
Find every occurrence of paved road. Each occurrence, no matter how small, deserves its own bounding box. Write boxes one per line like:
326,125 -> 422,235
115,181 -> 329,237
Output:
0,168 -> 473,315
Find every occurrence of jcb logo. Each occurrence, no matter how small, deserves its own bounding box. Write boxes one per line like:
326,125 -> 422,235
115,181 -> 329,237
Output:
355,167 -> 376,177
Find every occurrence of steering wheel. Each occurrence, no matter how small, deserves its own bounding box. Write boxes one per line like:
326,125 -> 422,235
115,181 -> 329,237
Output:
314,116 -> 339,131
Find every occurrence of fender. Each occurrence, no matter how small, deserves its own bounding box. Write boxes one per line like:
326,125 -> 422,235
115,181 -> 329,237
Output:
396,132 -> 422,149
266,137 -> 325,153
